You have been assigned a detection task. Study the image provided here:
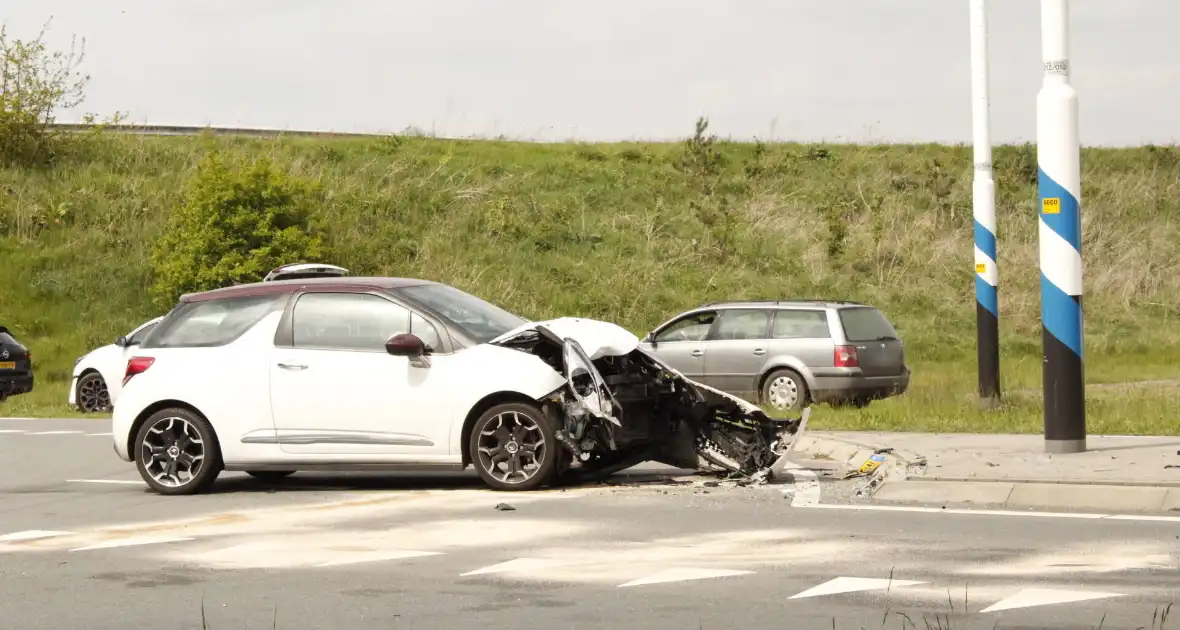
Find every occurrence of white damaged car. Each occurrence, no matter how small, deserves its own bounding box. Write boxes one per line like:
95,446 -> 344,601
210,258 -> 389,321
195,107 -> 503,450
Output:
110,277 -> 809,495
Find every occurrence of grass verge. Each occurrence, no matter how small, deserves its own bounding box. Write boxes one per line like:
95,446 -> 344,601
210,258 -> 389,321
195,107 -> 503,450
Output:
1,129 -> 1178,434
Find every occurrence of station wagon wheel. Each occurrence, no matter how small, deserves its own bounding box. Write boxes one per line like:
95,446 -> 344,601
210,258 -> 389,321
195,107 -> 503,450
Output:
134,407 -> 223,495
762,368 -> 807,412
76,372 -> 111,413
470,402 -> 558,492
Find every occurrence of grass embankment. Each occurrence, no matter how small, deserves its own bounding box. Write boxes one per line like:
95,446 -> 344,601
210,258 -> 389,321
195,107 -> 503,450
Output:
1,132 -> 1178,433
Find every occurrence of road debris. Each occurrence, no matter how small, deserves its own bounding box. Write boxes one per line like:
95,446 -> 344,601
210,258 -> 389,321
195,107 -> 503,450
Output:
493,503 -> 516,511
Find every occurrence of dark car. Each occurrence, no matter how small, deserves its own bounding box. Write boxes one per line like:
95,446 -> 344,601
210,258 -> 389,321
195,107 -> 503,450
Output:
0,325 -> 34,402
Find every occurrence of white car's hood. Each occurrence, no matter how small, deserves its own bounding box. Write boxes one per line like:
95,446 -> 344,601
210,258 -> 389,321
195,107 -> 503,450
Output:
488,317 -> 639,360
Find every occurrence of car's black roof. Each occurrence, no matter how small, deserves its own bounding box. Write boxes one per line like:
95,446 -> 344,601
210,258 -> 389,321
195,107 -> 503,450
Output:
180,277 -> 438,303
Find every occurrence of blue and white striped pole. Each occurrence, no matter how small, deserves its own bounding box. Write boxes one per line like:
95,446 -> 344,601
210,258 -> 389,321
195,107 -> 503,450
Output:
1037,0 -> 1085,453
970,0 -> 1001,409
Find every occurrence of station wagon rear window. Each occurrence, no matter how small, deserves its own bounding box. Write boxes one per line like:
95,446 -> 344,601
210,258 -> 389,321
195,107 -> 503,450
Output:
837,307 -> 900,342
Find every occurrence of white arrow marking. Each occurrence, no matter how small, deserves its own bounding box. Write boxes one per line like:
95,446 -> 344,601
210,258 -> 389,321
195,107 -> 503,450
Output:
70,536 -> 194,552
789,577 -> 928,599
979,588 -> 1124,613
0,530 -> 73,543
461,557 -> 563,576
618,567 -> 753,587
316,550 -> 444,567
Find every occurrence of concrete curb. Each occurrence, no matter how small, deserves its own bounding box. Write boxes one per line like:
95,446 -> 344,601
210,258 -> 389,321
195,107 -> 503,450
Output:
788,432 -> 1180,512
787,432 -> 927,496
872,479 -> 1180,512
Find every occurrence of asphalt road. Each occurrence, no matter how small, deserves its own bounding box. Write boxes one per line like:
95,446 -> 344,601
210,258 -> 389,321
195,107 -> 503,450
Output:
2,417 -> 1179,630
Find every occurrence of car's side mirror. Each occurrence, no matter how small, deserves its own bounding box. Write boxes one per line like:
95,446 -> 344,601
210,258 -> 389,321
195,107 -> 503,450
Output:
385,333 -> 424,356
115,336 -> 129,348
386,333 -> 431,368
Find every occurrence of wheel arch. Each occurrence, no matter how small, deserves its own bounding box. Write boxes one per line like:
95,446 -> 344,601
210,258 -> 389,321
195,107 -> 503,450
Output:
459,390 -> 545,468
126,399 -> 219,460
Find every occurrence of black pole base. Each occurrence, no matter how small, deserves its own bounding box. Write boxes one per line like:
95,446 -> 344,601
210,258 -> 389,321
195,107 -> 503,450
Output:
1042,320 -> 1085,451
976,301 -> 1001,409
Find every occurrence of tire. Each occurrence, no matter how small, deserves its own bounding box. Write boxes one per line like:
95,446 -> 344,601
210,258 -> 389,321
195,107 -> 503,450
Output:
75,371 -> 112,413
246,470 -> 296,482
133,407 -> 223,496
469,402 -> 559,492
761,368 -> 808,412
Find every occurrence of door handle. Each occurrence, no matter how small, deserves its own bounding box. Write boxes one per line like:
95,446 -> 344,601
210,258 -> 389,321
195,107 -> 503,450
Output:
277,362 -> 308,370
752,348 -> 766,356
690,350 -> 704,357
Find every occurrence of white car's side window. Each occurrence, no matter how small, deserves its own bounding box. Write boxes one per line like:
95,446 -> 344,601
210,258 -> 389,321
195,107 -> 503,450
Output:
128,322 -> 157,345
410,312 -> 442,351
292,293 -> 412,352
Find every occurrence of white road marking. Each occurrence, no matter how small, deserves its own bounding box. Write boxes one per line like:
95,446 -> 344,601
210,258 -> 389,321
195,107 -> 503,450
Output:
461,557 -> 564,576
0,417 -> 36,421
70,536 -> 195,552
27,430 -> 85,435
67,479 -> 143,485
0,530 -> 73,543
979,587 -> 1125,613
784,463 -> 820,507
316,550 -> 444,568
617,567 -> 753,587
0,429 -> 27,433
788,576 -> 928,600
86,432 -> 113,436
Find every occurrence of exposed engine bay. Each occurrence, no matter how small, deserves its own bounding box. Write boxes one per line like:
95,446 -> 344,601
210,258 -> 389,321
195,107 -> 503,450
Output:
493,322 -> 808,485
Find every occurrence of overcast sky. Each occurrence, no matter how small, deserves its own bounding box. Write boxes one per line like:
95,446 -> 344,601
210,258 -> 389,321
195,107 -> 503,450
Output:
7,0 -> 1178,146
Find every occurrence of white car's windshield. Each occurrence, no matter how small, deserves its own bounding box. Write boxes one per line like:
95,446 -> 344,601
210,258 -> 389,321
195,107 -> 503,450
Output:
398,284 -> 529,344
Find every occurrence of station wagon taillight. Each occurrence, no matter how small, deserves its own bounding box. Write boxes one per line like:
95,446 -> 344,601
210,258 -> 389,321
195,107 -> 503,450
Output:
123,356 -> 155,385
834,345 -> 859,367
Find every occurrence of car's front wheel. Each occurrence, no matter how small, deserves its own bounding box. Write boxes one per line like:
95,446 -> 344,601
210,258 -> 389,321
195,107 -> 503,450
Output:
75,372 -> 111,413
134,407 -> 223,496
470,402 -> 558,492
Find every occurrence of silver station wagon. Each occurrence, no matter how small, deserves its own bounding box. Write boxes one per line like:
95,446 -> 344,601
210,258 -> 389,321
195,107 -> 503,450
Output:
638,300 -> 910,412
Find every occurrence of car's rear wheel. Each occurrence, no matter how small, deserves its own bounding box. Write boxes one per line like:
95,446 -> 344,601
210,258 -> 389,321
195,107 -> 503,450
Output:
134,407 -> 223,496
762,368 -> 807,412
246,470 -> 296,482
76,372 -> 111,413
470,402 -> 558,492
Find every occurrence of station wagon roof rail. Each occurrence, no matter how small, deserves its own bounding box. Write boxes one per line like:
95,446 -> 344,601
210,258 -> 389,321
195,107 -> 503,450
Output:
699,299 -> 865,308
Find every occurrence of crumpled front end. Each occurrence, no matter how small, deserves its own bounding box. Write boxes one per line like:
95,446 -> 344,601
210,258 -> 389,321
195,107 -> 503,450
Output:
491,317 -> 809,484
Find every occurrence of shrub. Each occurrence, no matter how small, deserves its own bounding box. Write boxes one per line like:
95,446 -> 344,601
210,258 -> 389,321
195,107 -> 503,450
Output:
0,18 -> 90,167
148,143 -> 328,309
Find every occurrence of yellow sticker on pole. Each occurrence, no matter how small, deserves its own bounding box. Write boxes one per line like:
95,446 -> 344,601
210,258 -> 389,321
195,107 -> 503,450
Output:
1042,197 -> 1061,214
975,262 -> 986,274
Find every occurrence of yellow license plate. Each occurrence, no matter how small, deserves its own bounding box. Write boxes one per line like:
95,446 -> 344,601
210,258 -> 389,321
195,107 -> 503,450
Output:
0,361 -> 15,370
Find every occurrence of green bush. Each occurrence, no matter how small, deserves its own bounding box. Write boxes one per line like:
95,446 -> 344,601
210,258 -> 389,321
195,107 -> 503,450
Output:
0,19 -> 90,167
148,143 -> 328,309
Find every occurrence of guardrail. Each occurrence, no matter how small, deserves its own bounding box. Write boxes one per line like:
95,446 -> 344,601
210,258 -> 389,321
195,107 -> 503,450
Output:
47,123 -> 387,138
